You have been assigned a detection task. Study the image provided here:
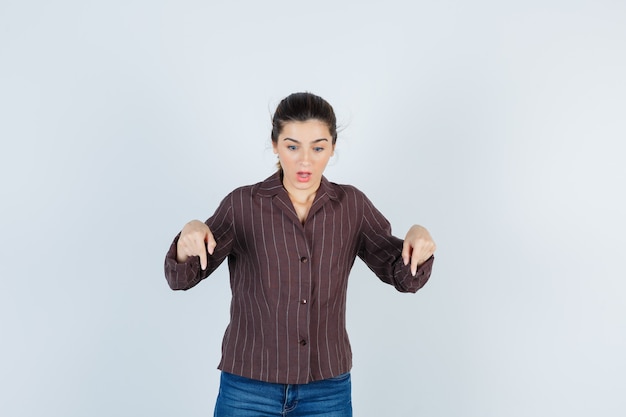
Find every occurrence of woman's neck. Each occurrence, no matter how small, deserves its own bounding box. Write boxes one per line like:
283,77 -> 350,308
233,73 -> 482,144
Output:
286,188 -> 317,205
283,181 -> 319,224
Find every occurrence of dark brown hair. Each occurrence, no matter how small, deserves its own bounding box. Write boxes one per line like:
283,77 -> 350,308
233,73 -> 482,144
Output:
271,92 -> 337,145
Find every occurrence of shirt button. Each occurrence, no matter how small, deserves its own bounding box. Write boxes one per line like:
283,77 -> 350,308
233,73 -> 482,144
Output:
300,257 -> 308,264
301,299 -> 307,304
300,339 -> 307,346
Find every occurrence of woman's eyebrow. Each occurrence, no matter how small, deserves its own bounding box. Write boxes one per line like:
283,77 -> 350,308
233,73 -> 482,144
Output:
283,138 -> 329,143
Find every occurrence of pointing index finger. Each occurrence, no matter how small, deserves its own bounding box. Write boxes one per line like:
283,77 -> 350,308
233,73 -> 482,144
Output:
198,245 -> 208,270
401,240 -> 411,266
411,252 -> 419,277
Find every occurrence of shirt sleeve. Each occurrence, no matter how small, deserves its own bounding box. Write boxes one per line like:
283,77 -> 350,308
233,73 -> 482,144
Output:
357,192 -> 433,293
164,193 -> 235,290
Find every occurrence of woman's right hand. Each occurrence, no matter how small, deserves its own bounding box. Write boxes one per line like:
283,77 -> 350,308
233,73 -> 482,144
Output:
176,220 -> 216,270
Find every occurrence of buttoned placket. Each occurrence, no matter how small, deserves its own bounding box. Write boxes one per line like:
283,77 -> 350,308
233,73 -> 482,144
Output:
270,190 -> 314,378
295,218 -> 312,370
294,191 -> 332,357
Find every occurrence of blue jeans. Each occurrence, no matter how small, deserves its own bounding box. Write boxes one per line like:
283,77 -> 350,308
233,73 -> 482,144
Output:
213,372 -> 353,417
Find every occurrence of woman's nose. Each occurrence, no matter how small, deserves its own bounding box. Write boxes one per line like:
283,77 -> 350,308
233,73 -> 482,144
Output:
300,150 -> 311,164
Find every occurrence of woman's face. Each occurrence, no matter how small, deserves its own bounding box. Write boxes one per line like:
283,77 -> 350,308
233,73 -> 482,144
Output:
273,119 -> 335,196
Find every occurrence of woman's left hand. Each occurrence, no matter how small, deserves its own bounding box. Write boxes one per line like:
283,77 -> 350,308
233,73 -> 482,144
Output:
402,225 -> 436,276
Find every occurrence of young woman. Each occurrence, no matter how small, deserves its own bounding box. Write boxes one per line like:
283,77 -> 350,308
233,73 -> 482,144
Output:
164,92 -> 436,417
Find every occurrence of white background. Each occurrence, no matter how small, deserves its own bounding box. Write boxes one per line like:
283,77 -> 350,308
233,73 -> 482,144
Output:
1,1 -> 625,416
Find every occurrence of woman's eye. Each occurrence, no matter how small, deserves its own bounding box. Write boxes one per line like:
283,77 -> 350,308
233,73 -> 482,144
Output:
313,147 -> 324,152
287,145 -> 297,151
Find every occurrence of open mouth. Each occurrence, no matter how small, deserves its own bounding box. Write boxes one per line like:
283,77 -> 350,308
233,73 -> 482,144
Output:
297,171 -> 312,182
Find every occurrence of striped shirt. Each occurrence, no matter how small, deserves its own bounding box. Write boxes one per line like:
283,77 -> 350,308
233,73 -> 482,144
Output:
164,173 -> 433,384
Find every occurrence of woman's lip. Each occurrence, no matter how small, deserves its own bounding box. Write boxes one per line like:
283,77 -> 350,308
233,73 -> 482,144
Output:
297,172 -> 312,182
